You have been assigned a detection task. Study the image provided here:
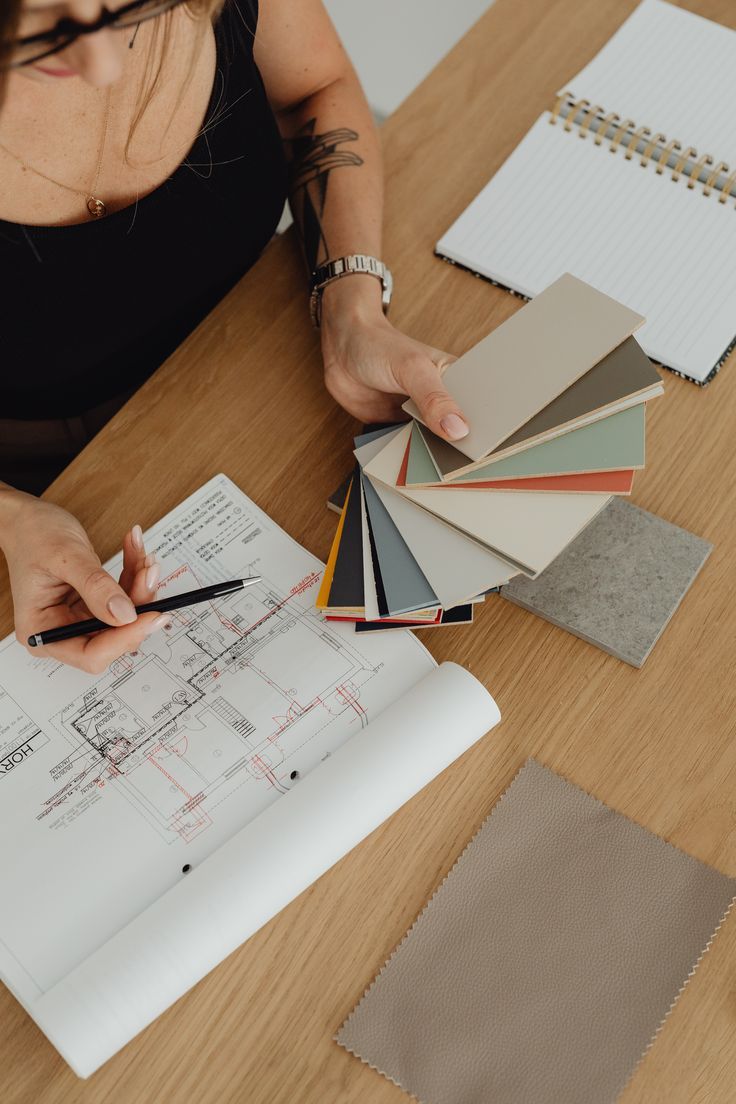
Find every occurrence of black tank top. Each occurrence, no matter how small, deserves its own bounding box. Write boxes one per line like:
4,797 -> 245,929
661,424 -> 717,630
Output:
0,0 -> 289,418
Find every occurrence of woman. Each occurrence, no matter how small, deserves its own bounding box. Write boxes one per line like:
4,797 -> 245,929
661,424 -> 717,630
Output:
0,0 -> 470,671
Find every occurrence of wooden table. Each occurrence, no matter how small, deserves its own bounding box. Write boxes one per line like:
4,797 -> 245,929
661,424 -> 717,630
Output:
3,0 -> 736,1100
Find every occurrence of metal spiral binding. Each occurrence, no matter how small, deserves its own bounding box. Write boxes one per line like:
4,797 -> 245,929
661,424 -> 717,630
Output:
639,133 -> 666,168
718,169 -> 736,204
578,104 -> 604,140
549,90 -> 735,206
704,162 -> 729,197
655,139 -> 681,175
671,146 -> 697,182
593,112 -> 619,146
563,98 -> 591,132
687,153 -> 714,188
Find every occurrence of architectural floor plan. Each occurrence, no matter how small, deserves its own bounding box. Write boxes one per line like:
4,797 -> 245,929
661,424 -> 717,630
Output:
38,563 -> 389,845
0,475 -> 435,997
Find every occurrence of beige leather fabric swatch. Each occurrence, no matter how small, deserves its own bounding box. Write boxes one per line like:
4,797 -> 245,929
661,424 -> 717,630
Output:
403,273 -> 644,462
337,759 -> 736,1104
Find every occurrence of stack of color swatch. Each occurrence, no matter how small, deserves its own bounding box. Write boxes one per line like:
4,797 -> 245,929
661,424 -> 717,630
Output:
317,274 -> 665,632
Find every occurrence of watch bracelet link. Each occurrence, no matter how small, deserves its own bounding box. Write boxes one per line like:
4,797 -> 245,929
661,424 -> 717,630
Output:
309,254 -> 393,327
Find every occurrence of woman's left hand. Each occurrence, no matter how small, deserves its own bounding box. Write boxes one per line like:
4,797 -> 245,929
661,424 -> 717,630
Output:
320,277 -> 470,442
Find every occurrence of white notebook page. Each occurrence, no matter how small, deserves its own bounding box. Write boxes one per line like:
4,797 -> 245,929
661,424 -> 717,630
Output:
563,0 -> 736,160
437,113 -> 736,382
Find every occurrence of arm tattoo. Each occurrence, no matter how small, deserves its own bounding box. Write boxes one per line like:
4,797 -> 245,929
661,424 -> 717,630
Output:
286,118 -> 364,273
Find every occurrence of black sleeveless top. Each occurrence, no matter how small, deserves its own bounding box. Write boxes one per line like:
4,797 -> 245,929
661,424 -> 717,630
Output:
0,0 -> 289,419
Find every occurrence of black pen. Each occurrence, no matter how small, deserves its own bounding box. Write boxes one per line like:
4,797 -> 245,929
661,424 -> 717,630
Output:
27,577 -> 262,648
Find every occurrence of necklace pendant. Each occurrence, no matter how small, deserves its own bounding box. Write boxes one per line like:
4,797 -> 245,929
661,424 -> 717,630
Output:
87,195 -> 107,219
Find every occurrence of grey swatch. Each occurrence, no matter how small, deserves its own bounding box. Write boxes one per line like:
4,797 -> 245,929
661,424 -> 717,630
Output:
364,476 -> 517,609
361,474 -> 438,616
337,759 -> 736,1104
500,497 -> 712,666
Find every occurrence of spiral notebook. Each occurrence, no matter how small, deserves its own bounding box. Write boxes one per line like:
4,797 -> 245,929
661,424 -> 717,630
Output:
437,0 -> 736,385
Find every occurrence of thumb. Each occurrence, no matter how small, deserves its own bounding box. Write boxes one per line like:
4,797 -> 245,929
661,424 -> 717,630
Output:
59,548 -> 138,627
407,356 -> 469,442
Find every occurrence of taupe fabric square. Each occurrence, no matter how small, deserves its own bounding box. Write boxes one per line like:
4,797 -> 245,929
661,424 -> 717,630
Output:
337,760 -> 735,1104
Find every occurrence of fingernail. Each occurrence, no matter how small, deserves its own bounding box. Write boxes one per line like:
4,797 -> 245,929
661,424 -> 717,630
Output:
131,524 -> 144,550
146,563 -> 160,591
440,414 -> 470,441
144,614 -> 170,636
144,552 -> 156,568
108,594 -> 137,624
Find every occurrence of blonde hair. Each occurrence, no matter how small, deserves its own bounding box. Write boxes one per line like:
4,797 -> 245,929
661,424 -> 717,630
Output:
125,0 -> 225,163
1,0 -> 227,162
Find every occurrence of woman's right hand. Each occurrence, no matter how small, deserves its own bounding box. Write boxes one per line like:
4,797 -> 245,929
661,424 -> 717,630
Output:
0,487 -> 168,673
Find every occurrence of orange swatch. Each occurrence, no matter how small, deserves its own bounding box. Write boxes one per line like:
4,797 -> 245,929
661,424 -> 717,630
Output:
397,466 -> 634,495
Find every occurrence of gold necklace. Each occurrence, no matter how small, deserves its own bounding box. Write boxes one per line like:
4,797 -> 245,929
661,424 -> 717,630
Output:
0,86 -> 113,219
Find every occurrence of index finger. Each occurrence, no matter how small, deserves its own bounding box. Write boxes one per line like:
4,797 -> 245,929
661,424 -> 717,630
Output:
119,525 -> 147,594
33,613 -> 168,675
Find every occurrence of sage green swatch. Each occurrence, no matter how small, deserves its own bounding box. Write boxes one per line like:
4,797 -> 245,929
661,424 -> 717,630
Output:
409,405 -> 645,485
406,423 -> 442,485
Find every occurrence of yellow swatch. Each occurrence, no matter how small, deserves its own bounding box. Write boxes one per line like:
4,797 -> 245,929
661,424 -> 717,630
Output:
316,478 -> 352,610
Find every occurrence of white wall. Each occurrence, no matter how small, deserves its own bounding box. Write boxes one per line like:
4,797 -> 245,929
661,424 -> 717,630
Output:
323,0 -> 495,120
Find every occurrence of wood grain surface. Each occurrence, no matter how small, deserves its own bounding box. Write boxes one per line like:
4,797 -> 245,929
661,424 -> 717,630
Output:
2,1 -> 735,1101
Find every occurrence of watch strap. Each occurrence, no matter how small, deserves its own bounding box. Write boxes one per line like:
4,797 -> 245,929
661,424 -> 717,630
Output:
309,254 -> 393,327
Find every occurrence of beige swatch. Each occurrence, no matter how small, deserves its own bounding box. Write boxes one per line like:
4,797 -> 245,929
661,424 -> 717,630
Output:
398,485 -> 611,576
337,759 -> 736,1104
403,273 -> 644,462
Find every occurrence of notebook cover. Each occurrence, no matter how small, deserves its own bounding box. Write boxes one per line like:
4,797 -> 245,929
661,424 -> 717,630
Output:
337,759 -> 736,1104
500,497 -> 713,666
420,405 -> 646,483
402,273 -> 644,461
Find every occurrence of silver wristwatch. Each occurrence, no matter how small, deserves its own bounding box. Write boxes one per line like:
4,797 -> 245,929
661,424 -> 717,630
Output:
309,254 -> 393,327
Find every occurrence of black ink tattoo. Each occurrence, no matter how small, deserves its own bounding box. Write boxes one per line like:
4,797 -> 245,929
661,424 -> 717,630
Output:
286,118 -> 364,272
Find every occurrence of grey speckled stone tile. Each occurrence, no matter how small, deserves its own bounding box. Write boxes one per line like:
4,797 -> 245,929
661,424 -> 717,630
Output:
500,498 -> 712,667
